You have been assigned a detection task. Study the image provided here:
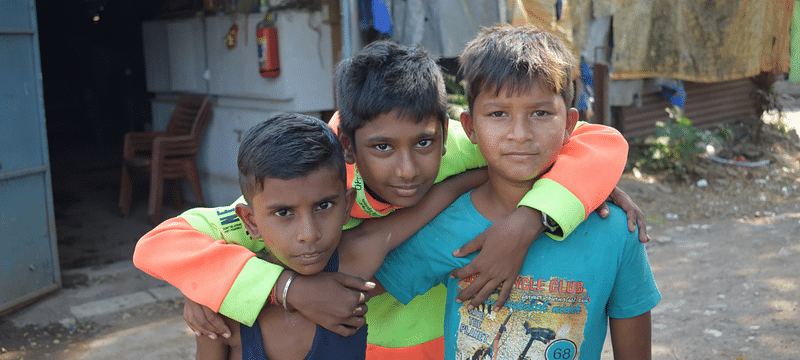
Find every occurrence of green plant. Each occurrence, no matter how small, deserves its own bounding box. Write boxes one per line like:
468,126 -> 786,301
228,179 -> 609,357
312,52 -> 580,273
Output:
631,106 -> 722,181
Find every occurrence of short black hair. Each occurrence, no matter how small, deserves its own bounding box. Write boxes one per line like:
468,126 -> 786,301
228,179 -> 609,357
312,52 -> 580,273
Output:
459,25 -> 577,113
335,40 -> 448,143
237,113 -> 345,201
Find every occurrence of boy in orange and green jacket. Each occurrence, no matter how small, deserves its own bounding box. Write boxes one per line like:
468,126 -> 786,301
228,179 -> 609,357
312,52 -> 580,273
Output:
133,40 -> 644,359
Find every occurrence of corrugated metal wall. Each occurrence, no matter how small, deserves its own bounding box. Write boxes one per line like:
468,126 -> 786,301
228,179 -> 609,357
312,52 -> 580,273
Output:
619,78 -> 759,138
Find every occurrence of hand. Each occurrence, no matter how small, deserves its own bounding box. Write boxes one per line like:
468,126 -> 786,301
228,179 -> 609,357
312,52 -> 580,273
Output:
286,272 -> 374,337
606,186 -> 649,242
449,207 -> 542,312
184,296 -> 230,340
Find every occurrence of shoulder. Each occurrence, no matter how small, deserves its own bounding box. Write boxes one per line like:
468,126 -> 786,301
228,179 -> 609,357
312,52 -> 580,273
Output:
427,192 -> 482,229
585,204 -> 633,233
572,204 -> 639,249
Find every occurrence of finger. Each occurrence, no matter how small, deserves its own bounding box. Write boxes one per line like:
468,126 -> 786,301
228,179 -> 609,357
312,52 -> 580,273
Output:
195,320 -> 219,340
336,273 -> 376,292
626,209 -> 637,233
596,202 -> 610,218
455,273 -> 488,305
452,235 -> 486,257
186,323 -> 202,337
199,307 -> 227,339
183,310 -> 203,337
637,216 -> 649,243
493,281 -> 514,312
449,263 -> 477,281
468,279 -> 503,309
325,324 -> 357,337
207,313 -> 231,339
342,315 -> 367,330
353,304 -> 368,317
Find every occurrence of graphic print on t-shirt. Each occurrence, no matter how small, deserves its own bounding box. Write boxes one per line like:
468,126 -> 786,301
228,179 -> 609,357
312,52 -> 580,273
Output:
456,275 -> 588,360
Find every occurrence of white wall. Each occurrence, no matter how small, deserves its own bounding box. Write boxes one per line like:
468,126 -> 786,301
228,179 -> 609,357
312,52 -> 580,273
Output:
142,8 -> 334,206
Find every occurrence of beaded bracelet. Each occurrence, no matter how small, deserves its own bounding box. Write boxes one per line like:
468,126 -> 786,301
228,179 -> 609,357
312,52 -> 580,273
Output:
282,272 -> 297,311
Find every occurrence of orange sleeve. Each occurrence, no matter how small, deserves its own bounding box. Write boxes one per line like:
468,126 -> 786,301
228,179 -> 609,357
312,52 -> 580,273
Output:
132,217 -> 256,311
542,122 -> 628,219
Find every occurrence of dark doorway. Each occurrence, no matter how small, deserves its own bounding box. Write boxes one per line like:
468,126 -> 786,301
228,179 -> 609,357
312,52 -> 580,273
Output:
35,0 -> 162,269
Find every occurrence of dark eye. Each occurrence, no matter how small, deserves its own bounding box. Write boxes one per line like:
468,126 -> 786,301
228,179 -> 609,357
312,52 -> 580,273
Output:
374,144 -> 390,151
489,111 -> 507,117
317,201 -> 332,210
533,110 -> 550,117
275,209 -> 290,217
417,139 -> 432,148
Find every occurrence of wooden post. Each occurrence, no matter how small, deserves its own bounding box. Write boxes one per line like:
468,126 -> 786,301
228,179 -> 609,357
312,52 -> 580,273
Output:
592,62 -> 611,126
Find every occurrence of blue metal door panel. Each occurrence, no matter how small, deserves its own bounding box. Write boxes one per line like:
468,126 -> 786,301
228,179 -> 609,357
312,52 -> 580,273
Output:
0,175 -> 56,300
0,2 -> 31,29
0,0 -> 60,313
1,35 -> 44,173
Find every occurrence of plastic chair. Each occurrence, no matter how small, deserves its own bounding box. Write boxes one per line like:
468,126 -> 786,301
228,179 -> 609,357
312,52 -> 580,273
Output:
118,95 -> 213,225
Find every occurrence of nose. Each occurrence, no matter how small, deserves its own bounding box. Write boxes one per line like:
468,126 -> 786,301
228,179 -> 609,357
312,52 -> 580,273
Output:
508,114 -> 534,142
394,150 -> 419,181
296,213 -> 321,243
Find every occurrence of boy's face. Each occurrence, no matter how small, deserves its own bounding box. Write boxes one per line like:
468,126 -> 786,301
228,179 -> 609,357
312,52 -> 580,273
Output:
339,110 -> 445,208
236,166 -> 355,275
460,81 -> 578,183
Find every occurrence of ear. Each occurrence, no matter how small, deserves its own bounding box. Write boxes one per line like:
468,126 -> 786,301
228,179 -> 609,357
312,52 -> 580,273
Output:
342,188 -> 356,226
235,203 -> 262,239
338,126 -> 356,164
564,108 -> 579,141
459,111 -> 478,144
441,117 -> 449,156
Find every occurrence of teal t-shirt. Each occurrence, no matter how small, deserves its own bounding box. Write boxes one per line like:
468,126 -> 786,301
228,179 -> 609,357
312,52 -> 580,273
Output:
376,191 -> 661,360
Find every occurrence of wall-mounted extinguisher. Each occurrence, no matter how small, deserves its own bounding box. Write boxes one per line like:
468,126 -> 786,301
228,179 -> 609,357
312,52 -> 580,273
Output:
257,12 -> 279,78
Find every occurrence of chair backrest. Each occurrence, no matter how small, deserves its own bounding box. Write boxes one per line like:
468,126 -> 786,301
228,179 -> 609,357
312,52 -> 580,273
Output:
165,95 -> 212,141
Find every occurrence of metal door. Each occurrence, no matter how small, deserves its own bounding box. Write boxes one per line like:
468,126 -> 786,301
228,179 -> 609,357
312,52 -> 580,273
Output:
0,0 -> 60,313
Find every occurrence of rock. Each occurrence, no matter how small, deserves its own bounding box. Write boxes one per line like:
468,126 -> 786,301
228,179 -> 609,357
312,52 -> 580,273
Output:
654,183 -> 673,194
654,236 -> 672,244
666,213 -> 679,220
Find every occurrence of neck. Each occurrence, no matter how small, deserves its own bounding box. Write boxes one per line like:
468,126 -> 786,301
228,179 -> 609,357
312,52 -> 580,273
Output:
471,172 -> 535,223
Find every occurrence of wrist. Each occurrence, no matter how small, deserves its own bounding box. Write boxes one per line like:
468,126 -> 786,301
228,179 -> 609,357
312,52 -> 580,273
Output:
513,206 -> 543,244
540,211 -> 562,237
274,270 -> 297,311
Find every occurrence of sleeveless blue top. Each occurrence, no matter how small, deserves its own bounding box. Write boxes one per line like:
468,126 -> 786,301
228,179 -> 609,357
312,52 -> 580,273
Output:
240,250 -> 368,360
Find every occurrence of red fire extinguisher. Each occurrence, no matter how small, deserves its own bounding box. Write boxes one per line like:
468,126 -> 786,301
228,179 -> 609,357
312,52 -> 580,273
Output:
257,12 -> 279,77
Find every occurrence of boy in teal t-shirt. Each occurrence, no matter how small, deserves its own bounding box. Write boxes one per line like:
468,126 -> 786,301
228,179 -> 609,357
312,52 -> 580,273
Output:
375,25 -> 660,359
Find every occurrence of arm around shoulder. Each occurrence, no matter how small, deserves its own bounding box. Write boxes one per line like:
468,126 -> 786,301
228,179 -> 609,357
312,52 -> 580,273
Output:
521,122 -> 628,239
132,203 -> 283,326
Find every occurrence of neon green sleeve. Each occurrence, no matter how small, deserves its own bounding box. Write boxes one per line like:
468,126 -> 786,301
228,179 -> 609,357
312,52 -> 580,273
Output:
434,119 -> 487,183
217,258 -> 280,326
181,196 -> 264,253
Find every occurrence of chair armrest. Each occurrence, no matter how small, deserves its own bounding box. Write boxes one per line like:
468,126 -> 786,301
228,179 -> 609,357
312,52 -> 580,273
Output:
123,131 -> 166,157
152,135 -> 200,158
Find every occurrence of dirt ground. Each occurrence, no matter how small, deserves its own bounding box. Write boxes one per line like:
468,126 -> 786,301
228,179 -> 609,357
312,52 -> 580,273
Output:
1,97 -> 799,360
608,101 -> 800,359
